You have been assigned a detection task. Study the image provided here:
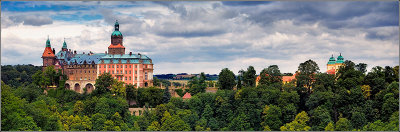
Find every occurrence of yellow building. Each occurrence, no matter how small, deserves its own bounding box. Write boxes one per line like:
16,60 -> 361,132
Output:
327,53 -> 345,74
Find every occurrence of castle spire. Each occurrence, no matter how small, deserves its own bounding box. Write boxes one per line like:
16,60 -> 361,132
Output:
46,35 -> 51,47
62,38 -> 68,51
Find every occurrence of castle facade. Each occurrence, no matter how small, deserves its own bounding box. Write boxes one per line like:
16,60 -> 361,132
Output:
41,21 -> 154,93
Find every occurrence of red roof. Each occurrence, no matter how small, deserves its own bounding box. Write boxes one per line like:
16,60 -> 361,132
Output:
282,75 -> 296,82
182,92 -> 191,99
42,47 -> 55,57
108,43 -> 125,48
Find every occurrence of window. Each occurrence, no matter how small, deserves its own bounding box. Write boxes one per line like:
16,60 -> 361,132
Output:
129,71 -> 131,74
80,77 -> 82,80
109,65 -> 111,68
135,65 -> 137,68
88,70 -> 90,73
104,65 -> 106,68
125,77 -> 127,80
135,71 -> 137,74
112,65 -> 114,68
117,65 -> 119,68
112,71 -> 114,74
117,71 -> 119,74
99,71 -> 101,74
145,72 -> 148,80
129,76 -> 131,80
129,65 -> 131,68
125,71 -> 127,74
135,77 -> 137,80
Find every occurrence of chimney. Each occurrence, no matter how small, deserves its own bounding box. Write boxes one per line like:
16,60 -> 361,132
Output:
129,52 -> 132,55
74,50 -> 77,54
52,48 -> 55,54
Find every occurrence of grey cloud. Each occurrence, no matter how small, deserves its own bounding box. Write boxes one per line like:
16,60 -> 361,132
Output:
9,15 -> 53,26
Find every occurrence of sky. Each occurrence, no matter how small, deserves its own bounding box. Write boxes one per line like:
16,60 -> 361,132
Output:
1,1 -> 399,75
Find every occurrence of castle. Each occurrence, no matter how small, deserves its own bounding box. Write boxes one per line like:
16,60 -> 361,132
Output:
41,20 -> 154,93
326,54 -> 345,74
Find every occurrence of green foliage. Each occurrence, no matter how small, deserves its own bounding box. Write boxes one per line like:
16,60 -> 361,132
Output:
325,122 -> 335,131
91,113 -> 106,131
137,87 -> 163,107
259,65 -> 282,86
73,101 -> 84,116
162,86 -> 171,104
241,66 -> 257,87
160,111 -> 191,131
228,113 -> 251,131
261,105 -> 282,130
93,73 -> 113,95
280,111 -> 311,131
218,68 -> 236,90
296,59 -> 320,91
187,73 -> 207,95
1,82 -> 40,131
1,64 -> 42,88
335,118 -> 352,131
175,89 -> 185,97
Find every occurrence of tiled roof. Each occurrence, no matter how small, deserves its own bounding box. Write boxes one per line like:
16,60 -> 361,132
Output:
282,75 -> 296,82
67,53 -> 106,65
108,43 -> 125,48
182,92 -> 191,99
42,47 -> 55,57
55,50 -> 74,60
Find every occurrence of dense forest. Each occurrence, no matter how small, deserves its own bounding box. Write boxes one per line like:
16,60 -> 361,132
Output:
1,59 -> 399,131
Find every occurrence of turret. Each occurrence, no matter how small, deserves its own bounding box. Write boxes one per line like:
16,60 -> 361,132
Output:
42,36 -> 56,70
62,38 -> 68,51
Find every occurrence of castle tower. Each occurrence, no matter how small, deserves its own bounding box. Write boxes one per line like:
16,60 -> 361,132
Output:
62,38 -> 68,51
108,20 -> 125,54
41,37 -> 56,70
326,53 -> 345,74
335,53 -> 345,71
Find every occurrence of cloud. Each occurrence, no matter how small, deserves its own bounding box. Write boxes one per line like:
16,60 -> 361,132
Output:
1,1 -> 398,75
8,15 -> 53,26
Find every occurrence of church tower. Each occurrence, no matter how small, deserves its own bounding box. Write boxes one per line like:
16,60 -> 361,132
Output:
108,20 -> 125,55
41,37 -> 56,70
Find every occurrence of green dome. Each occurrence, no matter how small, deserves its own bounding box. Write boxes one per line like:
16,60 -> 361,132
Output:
336,53 -> 344,63
327,55 -> 336,64
111,31 -> 122,36
62,39 -> 67,49
46,38 -> 51,47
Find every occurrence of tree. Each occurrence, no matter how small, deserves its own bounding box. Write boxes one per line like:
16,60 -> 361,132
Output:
147,121 -> 160,131
296,59 -> 319,93
93,73 -> 113,95
162,86 -> 171,104
160,111 -> 191,131
242,66 -> 257,87
201,104 -> 213,120
218,68 -> 236,90
228,113 -> 250,131
282,103 -> 297,123
259,65 -> 282,86
355,63 -> 368,74
125,84 -> 137,105
325,122 -> 335,131
350,111 -> 367,129
280,111 -> 311,131
187,75 -> 207,95
261,105 -> 282,130
1,82 -> 39,131
335,118 -> 352,131
73,101 -> 84,115
110,80 -> 126,98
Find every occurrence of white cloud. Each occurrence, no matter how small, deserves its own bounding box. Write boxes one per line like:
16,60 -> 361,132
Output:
1,1 -> 398,75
